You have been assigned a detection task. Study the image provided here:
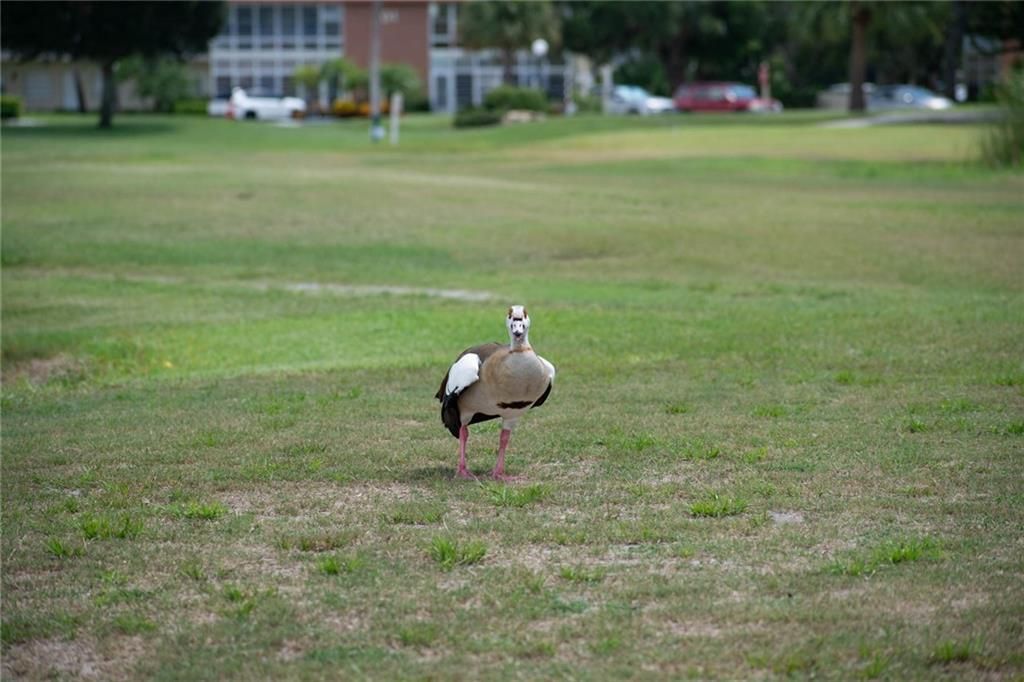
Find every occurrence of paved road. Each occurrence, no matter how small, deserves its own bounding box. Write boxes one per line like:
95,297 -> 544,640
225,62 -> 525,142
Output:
819,108 -> 1001,128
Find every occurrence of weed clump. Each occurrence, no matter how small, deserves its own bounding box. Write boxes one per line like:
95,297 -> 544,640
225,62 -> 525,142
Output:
689,494 -> 747,518
428,536 -> 486,570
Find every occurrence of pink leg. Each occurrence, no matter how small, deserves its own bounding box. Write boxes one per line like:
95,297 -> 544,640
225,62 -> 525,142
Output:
456,426 -> 475,480
491,429 -> 517,481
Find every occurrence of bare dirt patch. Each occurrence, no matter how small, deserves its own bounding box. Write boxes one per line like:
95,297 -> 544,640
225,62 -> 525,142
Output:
218,482 -> 416,520
3,354 -> 87,386
2,635 -> 147,681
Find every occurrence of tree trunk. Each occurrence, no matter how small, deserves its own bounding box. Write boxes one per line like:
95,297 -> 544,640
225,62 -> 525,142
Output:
661,28 -> 689,92
73,68 -> 88,113
847,2 -> 871,113
942,0 -> 964,100
502,48 -> 516,86
99,60 -> 116,128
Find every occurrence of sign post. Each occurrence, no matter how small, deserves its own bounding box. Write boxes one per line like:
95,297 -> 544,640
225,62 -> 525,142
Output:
389,92 -> 403,146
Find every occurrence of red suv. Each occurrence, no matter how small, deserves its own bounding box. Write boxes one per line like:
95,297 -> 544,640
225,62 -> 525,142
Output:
674,82 -> 782,113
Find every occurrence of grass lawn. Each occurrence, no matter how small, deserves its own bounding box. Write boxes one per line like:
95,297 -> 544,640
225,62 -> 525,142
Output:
2,111 -> 1022,680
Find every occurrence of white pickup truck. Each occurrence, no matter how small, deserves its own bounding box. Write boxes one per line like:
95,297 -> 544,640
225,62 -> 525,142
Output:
208,87 -> 306,121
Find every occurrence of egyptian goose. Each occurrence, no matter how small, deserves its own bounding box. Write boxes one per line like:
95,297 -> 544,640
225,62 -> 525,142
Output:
435,305 -> 555,480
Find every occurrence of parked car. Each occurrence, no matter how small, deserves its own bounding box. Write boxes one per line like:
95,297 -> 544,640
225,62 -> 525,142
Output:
606,85 -> 676,115
674,82 -> 782,113
817,83 -> 953,111
816,82 -> 876,109
871,85 -> 953,111
216,87 -> 306,121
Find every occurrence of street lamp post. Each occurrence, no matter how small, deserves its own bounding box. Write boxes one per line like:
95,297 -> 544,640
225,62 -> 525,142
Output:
531,38 -> 548,93
369,0 -> 384,142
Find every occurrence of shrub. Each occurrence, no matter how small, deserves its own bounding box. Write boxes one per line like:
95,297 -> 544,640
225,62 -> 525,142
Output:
172,98 -> 207,115
483,86 -> 547,112
332,99 -> 360,118
980,69 -> 1024,168
331,99 -> 390,118
573,94 -> 602,113
403,88 -> 430,112
1,95 -> 22,120
453,107 -> 502,128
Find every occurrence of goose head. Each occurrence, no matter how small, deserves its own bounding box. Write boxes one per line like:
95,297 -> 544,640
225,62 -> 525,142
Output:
506,305 -> 530,346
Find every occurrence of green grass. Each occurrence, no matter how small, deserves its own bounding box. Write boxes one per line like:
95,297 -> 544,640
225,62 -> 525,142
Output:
828,537 -> 942,577
483,482 -> 550,507
428,536 -> 488,571
386,500 -> 446,524
930,639 -> 977,665
688,493 -> 748,518
1,112 -> 1022,679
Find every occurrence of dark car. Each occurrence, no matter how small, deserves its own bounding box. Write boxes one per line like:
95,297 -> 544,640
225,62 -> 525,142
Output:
674,82 -> 782,113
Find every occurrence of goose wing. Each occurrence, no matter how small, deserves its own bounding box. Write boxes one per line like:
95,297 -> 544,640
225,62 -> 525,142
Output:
531,355 -> 556,409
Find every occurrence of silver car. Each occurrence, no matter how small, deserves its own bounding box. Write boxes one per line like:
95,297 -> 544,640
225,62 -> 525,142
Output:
871,85 -> 953,111
606,85 -> 676,116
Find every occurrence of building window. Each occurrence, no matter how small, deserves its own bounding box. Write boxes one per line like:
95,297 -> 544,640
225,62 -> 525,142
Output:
215,75 -> 231,98
323,5 -> 341,48
432,5 -> 448,36
236,6 -> 253,49
281,6 -> 296,49
302,6 -> 318,49
258,6 -> 275,49
431,3 -> 457,47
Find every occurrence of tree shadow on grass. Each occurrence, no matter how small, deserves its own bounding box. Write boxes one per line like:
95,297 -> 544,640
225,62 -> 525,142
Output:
3,117 -> 177,139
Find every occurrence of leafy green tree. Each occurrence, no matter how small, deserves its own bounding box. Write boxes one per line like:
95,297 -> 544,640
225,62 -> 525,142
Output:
117,56 -> 195,113
321,58 -> 363,103
380,64 -> 423,98
0,1 -> 224,128
563,2 -> 779,90
459,1 -> 561,85
614,54 -> 670,96
292,64 -> 322,110
964,0 -> 1024,51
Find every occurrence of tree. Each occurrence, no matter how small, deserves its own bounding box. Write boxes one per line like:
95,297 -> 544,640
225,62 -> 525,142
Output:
847,1 -> 872,111
563,2 -> 777,91
117,56 -> 195,113
380,64 -> 423,98
321,58 -> 363,104
293,65 -> 323,111
1,1 -> 223,128
459,1 -> 561,85
964,1 -> 1024,53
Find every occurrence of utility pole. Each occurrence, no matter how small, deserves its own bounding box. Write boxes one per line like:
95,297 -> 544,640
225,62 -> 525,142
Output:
369,0 -> 384,142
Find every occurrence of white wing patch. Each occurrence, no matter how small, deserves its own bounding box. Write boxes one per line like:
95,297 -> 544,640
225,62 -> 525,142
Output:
445,353 -> 481,396
538,356 -> 556,381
